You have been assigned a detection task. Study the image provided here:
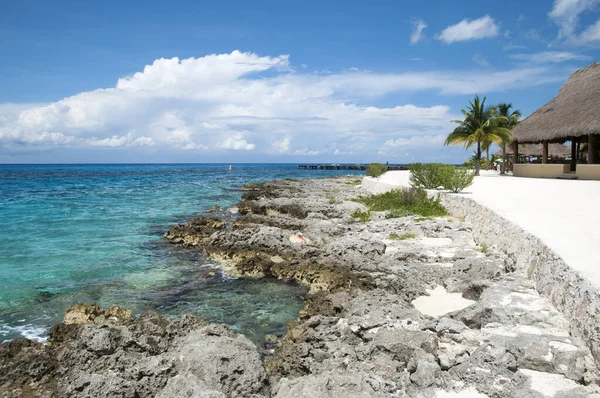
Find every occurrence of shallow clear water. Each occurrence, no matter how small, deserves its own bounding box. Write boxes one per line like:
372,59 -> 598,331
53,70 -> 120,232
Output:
0,164 -> 362,343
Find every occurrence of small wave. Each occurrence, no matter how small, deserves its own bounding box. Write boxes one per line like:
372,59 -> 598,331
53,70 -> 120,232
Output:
0,323 -> 48,344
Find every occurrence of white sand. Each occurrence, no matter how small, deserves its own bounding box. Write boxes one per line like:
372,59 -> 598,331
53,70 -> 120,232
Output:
518,369 -> 589,397
435,389 -> 490,398
364,170 -> 600,290
411,285 -> 475,317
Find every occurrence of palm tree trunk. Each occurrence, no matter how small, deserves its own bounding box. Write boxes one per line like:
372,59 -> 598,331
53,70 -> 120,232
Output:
486,147 -> 490,170
475,140 -> 481,176
501,144 -> 506,175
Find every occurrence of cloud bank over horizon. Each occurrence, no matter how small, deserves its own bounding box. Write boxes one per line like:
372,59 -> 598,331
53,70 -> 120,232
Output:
0,50 -> 577,163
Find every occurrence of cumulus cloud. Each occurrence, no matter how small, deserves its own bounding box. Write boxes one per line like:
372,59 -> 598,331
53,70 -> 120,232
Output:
549,0 -> 599,41
219,134 -> 255,151
0,50 -> 572,159
438,15 -> 499,44
410,19 -> 428,44
510,51 -> 592,64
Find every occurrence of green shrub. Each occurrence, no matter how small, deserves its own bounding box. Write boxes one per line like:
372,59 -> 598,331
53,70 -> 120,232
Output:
441,167 -> 475,193
409,163 -> 454,189
366,163 -> 388,178
409,163 -> 475,193
353,188 -> 448,218
351,210 -> 372,223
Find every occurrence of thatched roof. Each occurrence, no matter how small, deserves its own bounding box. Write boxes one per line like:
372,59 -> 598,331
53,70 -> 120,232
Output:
513,62 -> 600,144
495,143 -> 571,157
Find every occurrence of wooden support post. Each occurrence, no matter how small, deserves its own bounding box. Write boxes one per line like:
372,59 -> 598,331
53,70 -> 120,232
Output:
512,141 -> 519,168
571,138 -> 577,172
589,134 -> 596,164
542,141 -> 548,164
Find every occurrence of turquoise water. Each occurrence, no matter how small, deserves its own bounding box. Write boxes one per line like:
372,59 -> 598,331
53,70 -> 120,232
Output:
0,164 -> 362,343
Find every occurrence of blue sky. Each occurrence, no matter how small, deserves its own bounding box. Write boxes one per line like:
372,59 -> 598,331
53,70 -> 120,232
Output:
1,0 -> 599,163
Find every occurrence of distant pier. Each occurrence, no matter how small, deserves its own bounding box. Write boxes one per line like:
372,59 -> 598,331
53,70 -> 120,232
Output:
297,164 -> 409,171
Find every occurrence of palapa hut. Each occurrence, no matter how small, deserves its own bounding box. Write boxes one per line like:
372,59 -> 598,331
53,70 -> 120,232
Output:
496,143 -> 571,162
511,62 -> 600,180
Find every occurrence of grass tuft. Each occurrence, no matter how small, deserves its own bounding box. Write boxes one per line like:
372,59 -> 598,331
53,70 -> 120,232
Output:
478,243 -> 489,255
351,210 -> 372,223
388,233 -> 416,241
353,188 -> 448,218
345,180 -> 362,186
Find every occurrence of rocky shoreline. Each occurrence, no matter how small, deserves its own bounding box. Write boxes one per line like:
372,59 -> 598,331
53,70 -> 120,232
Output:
2,176 -> 599,397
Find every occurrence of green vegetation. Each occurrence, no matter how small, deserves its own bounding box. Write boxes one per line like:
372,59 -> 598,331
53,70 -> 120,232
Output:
408,163 -> 454,189
353,188 -> 448,218
477,243 -> 489,255
366,163 -> 388,178
345,179 -> 362,186
496,103 -> 521,174
444,95 -> 512,176
414,217 -> 430,222
351,210 -> 372,223
441,167 -> 475,193
409,163 -> 474,193
325,190 -> 341,204
388,232 -> 416,241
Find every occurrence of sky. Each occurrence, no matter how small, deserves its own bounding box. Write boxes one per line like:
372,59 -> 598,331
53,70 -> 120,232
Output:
0,0 -> 599,164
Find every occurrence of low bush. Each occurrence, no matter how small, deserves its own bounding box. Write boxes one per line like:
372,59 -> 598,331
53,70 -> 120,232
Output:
366,163 -> 388,178
408,163 -> 454,189
441,167 -> 475,193
409,163 -> 474,193
353,188 -> 448,218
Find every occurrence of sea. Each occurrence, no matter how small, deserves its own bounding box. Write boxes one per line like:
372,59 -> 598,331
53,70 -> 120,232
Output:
0,163 -> 363,344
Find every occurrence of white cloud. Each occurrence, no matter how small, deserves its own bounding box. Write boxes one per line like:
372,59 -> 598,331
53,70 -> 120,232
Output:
379,135 -> 446,154
580,19 -> 600,42
549,0 -> 599,40
87,135 -> 129,147
0,51 -> 572,159
410,19 -> 428,44
219,134 -> 255,151
294,148 -> 323,156
438,15 -> 499,44
511,51 -> 592,64
272,136 -> 291,153
503,43 -> 528,51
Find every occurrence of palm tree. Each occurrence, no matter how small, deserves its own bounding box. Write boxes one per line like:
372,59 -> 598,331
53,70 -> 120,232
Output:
496,103 -> 521,175
444,96 -> 511,176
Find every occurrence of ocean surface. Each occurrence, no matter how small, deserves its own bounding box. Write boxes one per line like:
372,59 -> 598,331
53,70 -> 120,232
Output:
0,164 -> 362,344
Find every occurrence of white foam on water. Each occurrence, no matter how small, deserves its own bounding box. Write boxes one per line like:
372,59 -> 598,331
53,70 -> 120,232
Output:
0,323 -> 48,344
